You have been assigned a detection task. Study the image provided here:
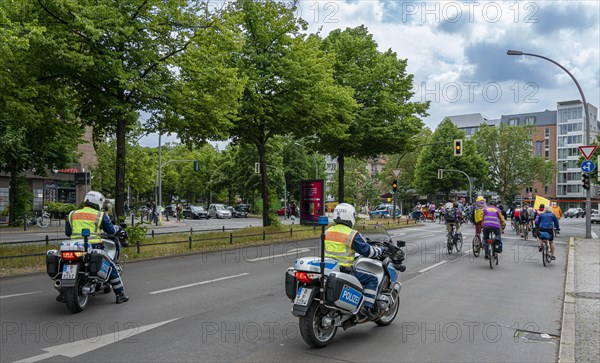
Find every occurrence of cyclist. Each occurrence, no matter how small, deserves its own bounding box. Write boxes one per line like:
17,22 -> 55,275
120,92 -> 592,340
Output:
535,204 -> 560,260
482,200 -> 505,259
471,196 -> 487,248
445,201 -> 462,238
520,204 -> 533,237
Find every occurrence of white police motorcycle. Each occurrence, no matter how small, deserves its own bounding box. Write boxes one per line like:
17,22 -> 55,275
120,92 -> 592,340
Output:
284,223 -> 406,347
46,228 -> 126,313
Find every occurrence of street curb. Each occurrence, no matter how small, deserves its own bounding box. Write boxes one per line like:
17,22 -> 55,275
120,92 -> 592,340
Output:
558,237 -> 576,363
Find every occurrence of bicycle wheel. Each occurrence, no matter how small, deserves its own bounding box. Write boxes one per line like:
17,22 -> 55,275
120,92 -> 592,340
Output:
544,242 -> 551,265
472,235 -> 481,257
37,216 -> 49,228
447,234 -> 453,254
454,233 -> 463,252
486,241 -> 493,269
495,251 -> 499,265
524,226 -> 528,240
542,242 -> 547,267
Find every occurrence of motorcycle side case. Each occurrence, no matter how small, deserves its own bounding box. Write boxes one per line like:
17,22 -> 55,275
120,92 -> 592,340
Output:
325,271 -> 363,312
46,250 -> 60,277
284,268 -> 298,300
88,250 -> 112,280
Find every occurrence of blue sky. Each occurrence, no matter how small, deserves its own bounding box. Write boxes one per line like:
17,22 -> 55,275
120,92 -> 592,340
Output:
140,0 -> 600,147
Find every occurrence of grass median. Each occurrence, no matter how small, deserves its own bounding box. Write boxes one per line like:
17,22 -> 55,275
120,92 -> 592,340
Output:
0,218 -> 419,277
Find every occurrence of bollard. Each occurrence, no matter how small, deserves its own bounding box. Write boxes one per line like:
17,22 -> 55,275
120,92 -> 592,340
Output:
136,240 -> 140,254
151,229 -> 155,238
290,227 -> 293,238
230,232 -> 233,245
263,229 -> 266,241
131,214 -> 134,226
23,215 -> 27,231
190,227 -> 193,236
222,226 -> 225,232
189,235 -> 192,249
45,235 -> 49,246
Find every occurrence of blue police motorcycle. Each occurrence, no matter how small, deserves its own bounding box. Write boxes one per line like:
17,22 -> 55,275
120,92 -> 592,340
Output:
285,224 -> 406,347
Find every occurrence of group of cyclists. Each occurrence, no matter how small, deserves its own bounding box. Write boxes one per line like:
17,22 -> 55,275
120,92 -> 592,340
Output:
415,197 -> 561,261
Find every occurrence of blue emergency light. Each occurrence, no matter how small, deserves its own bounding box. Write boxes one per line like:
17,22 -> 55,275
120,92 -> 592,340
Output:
318,216 -> 329,226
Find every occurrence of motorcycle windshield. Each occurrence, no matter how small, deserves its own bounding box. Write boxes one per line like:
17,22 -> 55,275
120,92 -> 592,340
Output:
354,223 -> 391,244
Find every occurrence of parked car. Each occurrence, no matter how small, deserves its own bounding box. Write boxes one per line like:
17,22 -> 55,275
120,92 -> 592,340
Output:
564,207 -> 585,218
163,204 -> 177,217
368,204 -> 398,219
591,211 -> 600,224
183,205 -> 209,219
237,204 -> 252,213
227,206 -> 248,218
208,204 -> 232,219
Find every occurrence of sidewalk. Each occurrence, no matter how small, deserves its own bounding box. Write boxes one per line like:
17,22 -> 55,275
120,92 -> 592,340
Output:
560,237 -> 600,362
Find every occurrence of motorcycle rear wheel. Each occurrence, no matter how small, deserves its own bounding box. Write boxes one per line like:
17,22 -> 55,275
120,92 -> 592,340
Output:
299,301 -> 337,348
375,292 -> 400,326
64,283 -> 88,313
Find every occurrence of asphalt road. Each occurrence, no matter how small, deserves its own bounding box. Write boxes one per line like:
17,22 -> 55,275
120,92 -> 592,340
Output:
0,218 -> 585,362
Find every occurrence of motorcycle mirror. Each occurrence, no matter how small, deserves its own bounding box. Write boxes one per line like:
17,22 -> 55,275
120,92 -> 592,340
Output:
397,240 -> 406,247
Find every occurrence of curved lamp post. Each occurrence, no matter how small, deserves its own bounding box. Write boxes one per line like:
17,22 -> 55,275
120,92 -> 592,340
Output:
507,50 -> 592,238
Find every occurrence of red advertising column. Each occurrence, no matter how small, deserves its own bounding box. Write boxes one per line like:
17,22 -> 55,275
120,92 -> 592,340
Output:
300,180 -> 325,225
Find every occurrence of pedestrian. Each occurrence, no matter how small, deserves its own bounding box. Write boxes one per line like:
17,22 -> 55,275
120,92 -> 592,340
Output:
176,203 -> 183,222
551,202 -> 563,219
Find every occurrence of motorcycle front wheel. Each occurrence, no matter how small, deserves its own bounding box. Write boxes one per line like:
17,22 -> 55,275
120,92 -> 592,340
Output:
299,301 -> 337,348
64,281 -> 89,313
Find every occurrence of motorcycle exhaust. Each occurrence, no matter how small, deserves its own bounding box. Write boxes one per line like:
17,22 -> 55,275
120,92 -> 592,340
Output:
81,285 -> 95,295
53,280 -> 61,290
321,316 -> 334,328
376,295 -> 390,310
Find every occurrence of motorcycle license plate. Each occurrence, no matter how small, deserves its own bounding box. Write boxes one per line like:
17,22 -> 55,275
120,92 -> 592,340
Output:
294,287 -> 312,306
62,264 -> 78,280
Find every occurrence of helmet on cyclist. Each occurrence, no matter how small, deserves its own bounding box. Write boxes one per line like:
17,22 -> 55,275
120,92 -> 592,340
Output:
489,200 -> 497,206
333,203 -> 356,228
84,191 -> 105,211
477,196 -> 484,202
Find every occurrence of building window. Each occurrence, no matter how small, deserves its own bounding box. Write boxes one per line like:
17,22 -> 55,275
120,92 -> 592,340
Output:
33,189 -> 44,211
558,107 -> 583,123
0,188 -> 8,214
508,118 -> 518,126
545,128 -> 550,137
525,116 -> 535,125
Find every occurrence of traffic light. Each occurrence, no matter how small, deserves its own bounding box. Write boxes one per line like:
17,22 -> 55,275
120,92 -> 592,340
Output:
582,173 -> 590,190
193,160 -> 199,171
454,139 -> 463,156
392,179 -> 398,192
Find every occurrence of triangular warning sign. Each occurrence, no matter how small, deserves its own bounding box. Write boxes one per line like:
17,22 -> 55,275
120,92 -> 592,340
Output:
391,169 -> 401,178
579,145 -> 598,159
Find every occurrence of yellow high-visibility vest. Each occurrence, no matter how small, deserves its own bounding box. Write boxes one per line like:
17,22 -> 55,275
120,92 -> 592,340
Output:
324,224 -> 357,267
68,207 -> 104,244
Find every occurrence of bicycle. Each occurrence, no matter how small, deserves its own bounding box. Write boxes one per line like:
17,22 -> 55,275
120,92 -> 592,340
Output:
472,224 -> 482,257
537,230 -> 554,267
483,229 -> 501,269
25,211 -> 50,228
446,226 -> 463,254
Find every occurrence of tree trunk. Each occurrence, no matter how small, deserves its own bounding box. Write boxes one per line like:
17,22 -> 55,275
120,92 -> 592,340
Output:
8,163 -> 18,226
337,153 -> 345,203
257,140 -> 270,226
115,117 -> 127,218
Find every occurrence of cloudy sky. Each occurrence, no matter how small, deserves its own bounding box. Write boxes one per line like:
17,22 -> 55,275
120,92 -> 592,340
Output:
140,0 -> 599,146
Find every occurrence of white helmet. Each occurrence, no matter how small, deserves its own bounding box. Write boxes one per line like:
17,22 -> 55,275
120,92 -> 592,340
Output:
333,203 -> 356,228
84,190 -> 105,210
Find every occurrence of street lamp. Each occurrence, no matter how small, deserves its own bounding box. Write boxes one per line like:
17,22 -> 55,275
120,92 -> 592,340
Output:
507,49 -> 592,238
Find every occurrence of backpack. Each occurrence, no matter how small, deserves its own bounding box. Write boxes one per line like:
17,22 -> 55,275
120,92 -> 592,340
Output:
445,207 -> 456,222
474,208 -> 484,223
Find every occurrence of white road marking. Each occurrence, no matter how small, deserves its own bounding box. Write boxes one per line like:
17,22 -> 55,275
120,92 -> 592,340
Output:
593,231 -> 598,239
14,318 -> 180,363
418,260 -> 448,273
463,249 -> 473,256
0,291 -> 41,299
149,273 -> 249,295
246,248 -> 311,262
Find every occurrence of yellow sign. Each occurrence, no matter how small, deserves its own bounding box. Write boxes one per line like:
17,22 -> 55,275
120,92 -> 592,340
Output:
533,195 -> 550,210
387,198 -> 391,202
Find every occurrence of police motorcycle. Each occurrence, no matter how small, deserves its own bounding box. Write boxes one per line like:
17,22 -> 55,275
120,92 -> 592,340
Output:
46,227 -> 128,313
285,221 -> 406,347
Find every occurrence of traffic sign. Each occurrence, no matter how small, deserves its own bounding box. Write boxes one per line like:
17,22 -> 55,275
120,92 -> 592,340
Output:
581,160 -> 596,173
579,145 -> 597,160
391,168 -> 401,178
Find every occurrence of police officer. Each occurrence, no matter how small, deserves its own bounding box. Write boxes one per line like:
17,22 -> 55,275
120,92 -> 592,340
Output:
325,203 -> 386,318
62,191 -> 129,304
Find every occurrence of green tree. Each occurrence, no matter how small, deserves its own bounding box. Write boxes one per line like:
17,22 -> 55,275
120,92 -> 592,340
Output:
414,119 -> 488,200
19,0 -> 241,217
472,123 -> 540,203
316,25 -> 428,203
230,0 -> 356,226
0,8 -> 82,224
